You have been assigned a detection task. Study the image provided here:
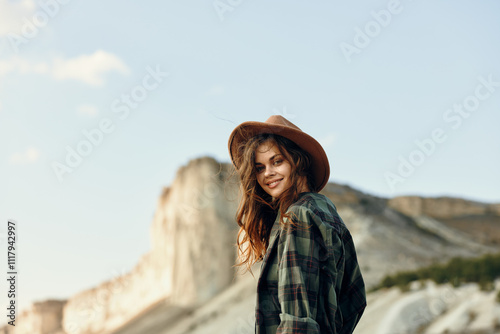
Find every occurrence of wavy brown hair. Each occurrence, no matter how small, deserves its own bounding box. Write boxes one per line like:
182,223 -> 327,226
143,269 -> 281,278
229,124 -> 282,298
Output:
233,133 -> 316,273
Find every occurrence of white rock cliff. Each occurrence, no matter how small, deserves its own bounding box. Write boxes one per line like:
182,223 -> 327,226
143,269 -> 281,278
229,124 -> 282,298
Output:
4,156 -> 499,334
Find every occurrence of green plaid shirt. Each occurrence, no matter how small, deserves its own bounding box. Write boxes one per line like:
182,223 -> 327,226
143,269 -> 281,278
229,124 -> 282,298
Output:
256,192 -> 366,333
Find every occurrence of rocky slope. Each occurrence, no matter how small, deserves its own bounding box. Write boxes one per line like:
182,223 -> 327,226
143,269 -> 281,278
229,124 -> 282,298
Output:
4,156 -> 499,334
356,280 -> 500,334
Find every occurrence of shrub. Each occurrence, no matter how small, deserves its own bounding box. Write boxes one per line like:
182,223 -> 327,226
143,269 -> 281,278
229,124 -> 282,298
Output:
375,252 -> 500,291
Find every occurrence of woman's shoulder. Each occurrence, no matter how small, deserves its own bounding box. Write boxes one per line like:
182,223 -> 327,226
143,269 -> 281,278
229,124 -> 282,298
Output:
287,192 -> 346,232
287,192 -> 336,214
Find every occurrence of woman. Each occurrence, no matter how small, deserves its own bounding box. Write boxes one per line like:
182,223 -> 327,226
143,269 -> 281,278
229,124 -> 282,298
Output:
228,115 -> 366,334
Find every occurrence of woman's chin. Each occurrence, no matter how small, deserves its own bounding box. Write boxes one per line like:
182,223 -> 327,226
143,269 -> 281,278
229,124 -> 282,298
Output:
268,188 -> 286,200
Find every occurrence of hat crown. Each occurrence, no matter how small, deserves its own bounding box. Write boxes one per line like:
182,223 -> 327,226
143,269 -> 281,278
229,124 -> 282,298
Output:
265,115 -> 302,132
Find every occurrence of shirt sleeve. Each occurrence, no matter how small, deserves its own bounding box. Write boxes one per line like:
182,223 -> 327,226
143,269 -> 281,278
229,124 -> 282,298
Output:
275,206 -> 331,333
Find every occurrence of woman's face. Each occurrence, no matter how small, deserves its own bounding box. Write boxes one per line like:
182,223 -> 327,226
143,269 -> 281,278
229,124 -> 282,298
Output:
254,142 -> 292,198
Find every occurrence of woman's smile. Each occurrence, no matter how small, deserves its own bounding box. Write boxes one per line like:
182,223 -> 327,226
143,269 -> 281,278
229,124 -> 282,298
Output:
266,178 -> 283,188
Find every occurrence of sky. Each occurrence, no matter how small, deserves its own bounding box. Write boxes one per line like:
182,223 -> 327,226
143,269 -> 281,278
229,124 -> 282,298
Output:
0,0 -> 499,318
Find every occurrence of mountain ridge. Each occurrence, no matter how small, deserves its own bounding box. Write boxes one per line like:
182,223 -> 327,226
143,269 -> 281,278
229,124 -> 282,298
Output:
3,156 -> 499,334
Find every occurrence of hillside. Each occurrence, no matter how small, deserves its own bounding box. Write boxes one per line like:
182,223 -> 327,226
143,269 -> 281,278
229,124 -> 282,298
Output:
4,156 -> 499,334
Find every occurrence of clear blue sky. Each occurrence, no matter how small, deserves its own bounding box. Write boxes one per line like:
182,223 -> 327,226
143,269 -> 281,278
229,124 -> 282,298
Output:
0,0 -> 499,315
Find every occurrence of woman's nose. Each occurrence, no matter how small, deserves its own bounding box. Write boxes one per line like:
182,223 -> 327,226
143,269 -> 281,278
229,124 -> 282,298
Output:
264,166 -> 276,177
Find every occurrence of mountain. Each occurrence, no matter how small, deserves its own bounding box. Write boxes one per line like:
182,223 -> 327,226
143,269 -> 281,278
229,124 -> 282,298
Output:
3,156 -> 499,334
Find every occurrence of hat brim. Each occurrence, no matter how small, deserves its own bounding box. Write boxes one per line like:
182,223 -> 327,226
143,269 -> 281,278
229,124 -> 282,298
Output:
228,121 -> 330,192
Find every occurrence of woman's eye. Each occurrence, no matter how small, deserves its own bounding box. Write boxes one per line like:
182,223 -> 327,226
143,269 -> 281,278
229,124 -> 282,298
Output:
256,166 -> 264,173
273,159 -> 283,166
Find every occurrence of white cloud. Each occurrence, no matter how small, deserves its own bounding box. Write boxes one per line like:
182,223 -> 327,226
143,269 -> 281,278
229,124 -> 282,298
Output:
0,57 -> 49,76
9,147 -> 41,165
0,50 -> 130,86
205,85 -> 225,96
77,104 -> 99,117
51,50 -> 130,86
0,0 -> 36,36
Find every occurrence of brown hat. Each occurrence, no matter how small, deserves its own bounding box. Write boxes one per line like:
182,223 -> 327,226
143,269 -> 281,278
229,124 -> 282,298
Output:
228,115 -> 330,191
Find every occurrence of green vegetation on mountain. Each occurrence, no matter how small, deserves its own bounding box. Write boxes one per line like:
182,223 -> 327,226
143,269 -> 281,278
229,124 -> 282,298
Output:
374,253 -> 500,292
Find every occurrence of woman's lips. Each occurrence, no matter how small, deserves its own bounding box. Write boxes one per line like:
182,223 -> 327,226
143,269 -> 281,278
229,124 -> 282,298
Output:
267,178 -> 283,189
